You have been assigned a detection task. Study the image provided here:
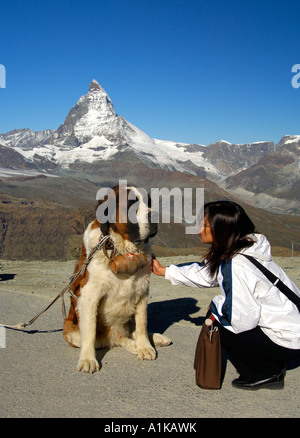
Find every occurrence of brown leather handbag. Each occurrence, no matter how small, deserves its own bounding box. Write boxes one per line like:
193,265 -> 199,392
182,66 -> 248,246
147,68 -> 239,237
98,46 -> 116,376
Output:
194,316 -> 221,389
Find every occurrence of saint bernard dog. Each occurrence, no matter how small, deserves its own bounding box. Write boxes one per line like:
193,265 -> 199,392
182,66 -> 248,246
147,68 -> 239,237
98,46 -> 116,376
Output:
63,183 -> 171,373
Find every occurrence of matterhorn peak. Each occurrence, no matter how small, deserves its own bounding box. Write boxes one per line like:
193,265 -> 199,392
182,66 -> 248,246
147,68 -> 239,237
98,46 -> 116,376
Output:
89,79 -> 103,92
48,78 -> 132,148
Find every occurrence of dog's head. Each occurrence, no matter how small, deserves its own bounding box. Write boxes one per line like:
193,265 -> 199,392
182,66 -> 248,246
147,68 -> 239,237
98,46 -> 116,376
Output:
96,184 -> 158,244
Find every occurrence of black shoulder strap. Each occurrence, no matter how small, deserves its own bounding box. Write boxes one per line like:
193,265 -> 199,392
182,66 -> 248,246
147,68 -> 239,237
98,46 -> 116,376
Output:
241,254 -> 300,313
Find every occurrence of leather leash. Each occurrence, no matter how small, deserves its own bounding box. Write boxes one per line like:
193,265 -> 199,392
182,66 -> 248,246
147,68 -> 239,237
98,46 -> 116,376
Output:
0,235 -> 111,331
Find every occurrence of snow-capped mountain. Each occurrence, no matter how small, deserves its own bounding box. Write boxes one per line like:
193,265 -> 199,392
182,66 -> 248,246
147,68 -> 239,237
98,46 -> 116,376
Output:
0,79 -> 298,186
0,80 -> 221,177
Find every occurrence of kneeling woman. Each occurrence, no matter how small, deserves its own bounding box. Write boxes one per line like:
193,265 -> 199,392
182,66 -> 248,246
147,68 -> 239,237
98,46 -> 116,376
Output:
152,201 -> 300,390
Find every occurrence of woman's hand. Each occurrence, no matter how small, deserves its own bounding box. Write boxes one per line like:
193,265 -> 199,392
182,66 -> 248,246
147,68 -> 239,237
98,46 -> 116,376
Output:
152,256 -> 166,276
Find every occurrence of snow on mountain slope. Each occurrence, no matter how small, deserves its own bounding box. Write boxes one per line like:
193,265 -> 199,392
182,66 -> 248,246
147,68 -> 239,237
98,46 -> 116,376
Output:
0,129 -> 54,149
121,119 -> 209,173
152,138 -> 218,174
277,135 -> 300,146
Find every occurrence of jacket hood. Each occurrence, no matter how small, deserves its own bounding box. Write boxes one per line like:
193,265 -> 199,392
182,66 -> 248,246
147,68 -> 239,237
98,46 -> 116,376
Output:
240,233 -> 272,262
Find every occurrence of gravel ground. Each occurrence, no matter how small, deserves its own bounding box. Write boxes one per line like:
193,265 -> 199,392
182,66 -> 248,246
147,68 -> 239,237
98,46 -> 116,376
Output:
0,256 -> 300,419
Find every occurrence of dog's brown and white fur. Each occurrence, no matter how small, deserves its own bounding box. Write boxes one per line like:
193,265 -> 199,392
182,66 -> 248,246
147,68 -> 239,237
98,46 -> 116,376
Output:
63,184 -> 171,373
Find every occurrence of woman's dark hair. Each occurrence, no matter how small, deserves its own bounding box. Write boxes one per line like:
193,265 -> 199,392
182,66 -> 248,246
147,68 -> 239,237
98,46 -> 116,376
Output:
202,201 -> 257,276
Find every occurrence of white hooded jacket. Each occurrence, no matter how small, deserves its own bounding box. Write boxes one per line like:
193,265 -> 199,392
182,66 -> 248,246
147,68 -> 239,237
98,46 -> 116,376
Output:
165,234 -> 300,349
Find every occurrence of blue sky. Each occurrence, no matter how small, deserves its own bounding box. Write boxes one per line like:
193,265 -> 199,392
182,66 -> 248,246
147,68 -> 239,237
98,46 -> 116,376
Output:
0,0 -> 299,145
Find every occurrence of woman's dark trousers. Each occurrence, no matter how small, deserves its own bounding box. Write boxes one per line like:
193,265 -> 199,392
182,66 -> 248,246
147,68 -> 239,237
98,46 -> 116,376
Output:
214,322 -> 300,382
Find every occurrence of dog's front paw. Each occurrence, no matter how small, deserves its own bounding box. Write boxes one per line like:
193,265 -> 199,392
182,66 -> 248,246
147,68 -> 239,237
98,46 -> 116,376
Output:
137,346 -> 157,361
77,358 -> 100,373
151,333 -> 172,347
